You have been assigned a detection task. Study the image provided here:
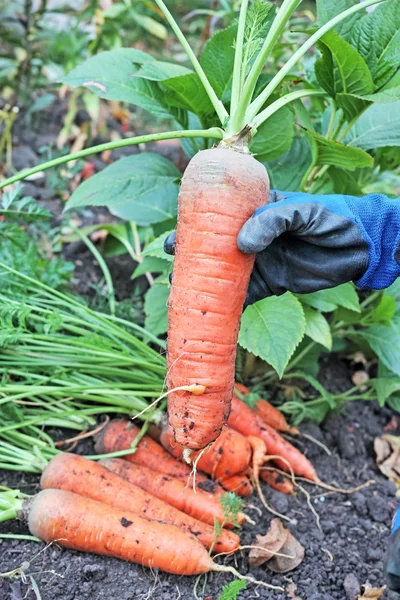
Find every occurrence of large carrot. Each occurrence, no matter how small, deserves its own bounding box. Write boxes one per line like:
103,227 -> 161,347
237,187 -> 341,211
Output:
234,383 -> 299,434
100,457 -> 244,529
95,419 -> 219,491
40,453 -> 238,553
260,469 -> 294,495
228,396 -> 317,481
24,489 -> 217,574
160,424 -> 251,483
167,147 -> 269,450
218,474 -> 253,497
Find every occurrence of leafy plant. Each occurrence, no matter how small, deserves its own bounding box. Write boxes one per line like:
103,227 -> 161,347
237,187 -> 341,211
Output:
1,0 -> 400,419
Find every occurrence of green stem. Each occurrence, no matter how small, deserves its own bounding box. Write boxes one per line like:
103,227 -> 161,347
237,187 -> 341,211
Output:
326,101 -> 337,139
153,0 -> 228,125
246,0 -> 385,123
228,0 -> 301,135
0,128 -> 223,189
252,89 -> 327,129
0,533 -> 41,542
230,0 -> 250,116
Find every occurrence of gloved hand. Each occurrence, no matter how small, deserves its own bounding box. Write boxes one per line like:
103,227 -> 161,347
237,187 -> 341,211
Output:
385,506 -> 400,591
164,191 -> 400,306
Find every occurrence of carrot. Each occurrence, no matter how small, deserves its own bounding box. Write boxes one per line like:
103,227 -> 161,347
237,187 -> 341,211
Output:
95,419 -> 219,490
260,470 -> 294,495
160,424 -> 251,484
218,475 -> 253,497
234,383 -> 299,434
167,147 -> 269,450
40,453 -> 239,553
100,457 -> 244,530
25,489 -> 216,575
228,396 -> 317,481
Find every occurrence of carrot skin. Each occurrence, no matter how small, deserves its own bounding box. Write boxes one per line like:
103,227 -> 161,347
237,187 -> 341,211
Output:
100,457 -> 242,537
259,470 -> 295,495
27,489 -> 214,575
228,396 -> 317,481
167,148 -> 269,450
219,475 -> 253,497
40,453 -> 237,553
234,383 -> 298,434
95,419 -> 219,490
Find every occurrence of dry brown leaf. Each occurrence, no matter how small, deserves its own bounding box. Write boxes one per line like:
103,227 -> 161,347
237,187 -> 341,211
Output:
358,583 -> 386,598
249,518 -> 304,573
374,435 -> 400,487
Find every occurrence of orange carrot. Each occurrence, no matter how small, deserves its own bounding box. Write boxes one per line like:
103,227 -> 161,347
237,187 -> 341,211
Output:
228,396 -> 317,481
100,457 -> 244,529
260,470 -> 294,495
26,489 -> 216,574
218,474 -> 253,497
40,453 -> 238,553
95,419 -> 220,491
160,424 -> 251,483
167,148 -> 269,450
234,383 -> 299,434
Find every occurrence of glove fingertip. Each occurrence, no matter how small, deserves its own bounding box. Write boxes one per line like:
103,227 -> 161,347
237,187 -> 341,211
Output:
164,230 -> 176,255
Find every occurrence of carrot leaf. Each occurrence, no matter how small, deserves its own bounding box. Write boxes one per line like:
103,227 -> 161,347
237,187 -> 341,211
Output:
217,580 -> 246,600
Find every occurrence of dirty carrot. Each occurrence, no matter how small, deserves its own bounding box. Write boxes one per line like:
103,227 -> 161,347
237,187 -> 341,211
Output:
41,453 -> 238,553
218,474 -> 253,497
259,469 -> 295,495
167,147 -> 269,451
229,396 -> 317,481
160,424 -> 252,485
234,383 -> 299,434
95,419 -> 218,489
100,457 -> 244,529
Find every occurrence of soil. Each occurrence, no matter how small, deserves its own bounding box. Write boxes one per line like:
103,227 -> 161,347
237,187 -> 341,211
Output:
1,97 -> 400,600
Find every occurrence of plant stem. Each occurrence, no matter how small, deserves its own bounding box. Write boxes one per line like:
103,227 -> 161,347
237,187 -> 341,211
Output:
153,0 -> 228,125
252,89 -> 326,129
0,128 -> 223,189
230,0 -> 249,116
228,0 -> 301,135
246,0 -> 385,123
326,101 -> 337,139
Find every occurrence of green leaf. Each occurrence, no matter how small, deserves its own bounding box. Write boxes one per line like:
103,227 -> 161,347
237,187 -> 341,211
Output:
351,0 -> 400,89
299,283 -> 361,313
328,166 -> 363,195
250,106 -> 295,162
358,87 -> 400,103
200,25 -> 237,101
133,61 -> 191,81
369,296 -> 396,324
63,49 -> 172,118
217,579 -> 246,600
131,12 -> 168,40
142,230 -> 174,261
131,256 -> 170,280
239,293 -> 305,377
303,306 -> 332,350
144,283 -> 169,335
266,137 -> 313,191
361,319 -> 400,376
315,30 -> 373,120
305,129 -> 373,170
345,102 -> 400,150
162,73 -> 215,116
316,0 -> 361,39
374,362 -> 400,407
290,339 -> 324,377
66,154 -> 180,227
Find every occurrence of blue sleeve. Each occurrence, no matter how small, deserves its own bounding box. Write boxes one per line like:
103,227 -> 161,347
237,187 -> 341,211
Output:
344,194 -> 400,290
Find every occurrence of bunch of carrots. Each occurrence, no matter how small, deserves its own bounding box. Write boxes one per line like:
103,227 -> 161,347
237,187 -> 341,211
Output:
0,383 -> 316,579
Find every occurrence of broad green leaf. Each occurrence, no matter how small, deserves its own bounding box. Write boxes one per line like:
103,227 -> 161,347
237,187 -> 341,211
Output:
345,102 -> 400,150
359,87 -> 400,103
369,296 -> 396,324
133,61 -> 191,81
66,154 -> 180,227
200,25 -> 237,101
144,283 -> 169,335
315,30 -> 373,120
299,283 -> 361,313
162,73 -> 215,116
239,293 -> 305,377
131,256 -> 170,280
250,107 -> 295,162
267,137 -> 313,191
289,339 -> 324,377
303,306 -> 332,350
351,0 -> 400,89
305,129 -> 373,170
63,49 -> 171,118
328,167 -> 363,195
316,0 -> 361,39
142,230 -> 174,261
374,362 -> 400,407
361,319 -> 400,376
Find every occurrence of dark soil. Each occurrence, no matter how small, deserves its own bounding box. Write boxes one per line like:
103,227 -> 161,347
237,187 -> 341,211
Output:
1,97 -> 400,599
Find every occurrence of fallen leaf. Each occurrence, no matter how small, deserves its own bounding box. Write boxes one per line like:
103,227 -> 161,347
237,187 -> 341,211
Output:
358,583 -> 386,598
249,518 -> 304,573
374,435 -> 400,487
